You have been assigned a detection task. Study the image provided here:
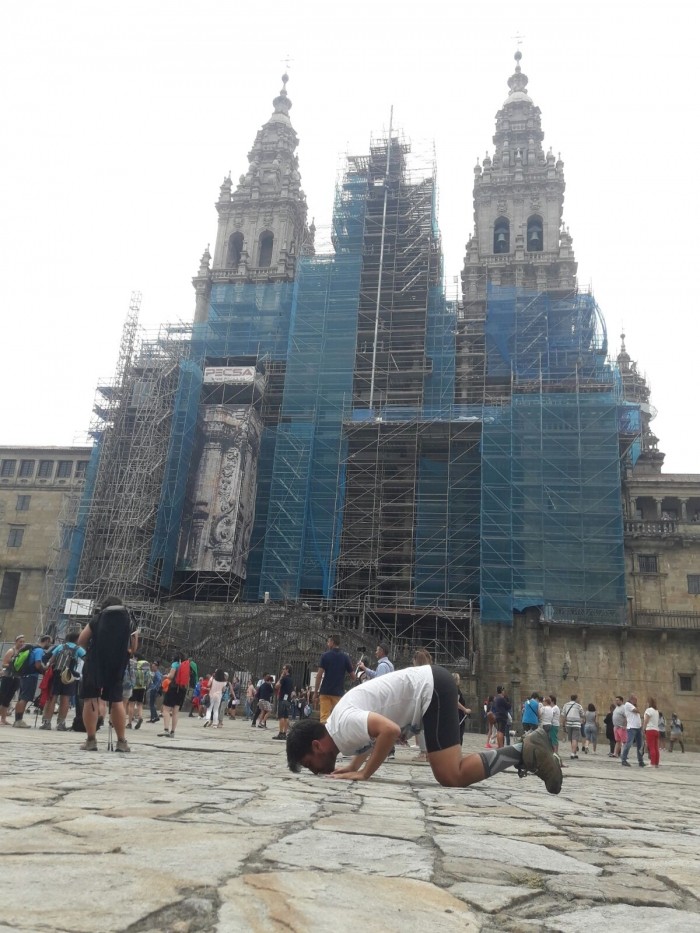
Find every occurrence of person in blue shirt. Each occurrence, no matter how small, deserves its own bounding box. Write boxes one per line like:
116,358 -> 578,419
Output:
13,634 -> 51,728
147,662 -> 163,723
521,692 -> 541,734
41,630 -> 86,730
313,635 -> 355,724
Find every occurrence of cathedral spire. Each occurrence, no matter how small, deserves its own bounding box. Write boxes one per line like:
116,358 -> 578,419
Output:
462,50 -> 577,300
196,70 -> 311,303
506,50 -> 529,99
271,73 -> 292,121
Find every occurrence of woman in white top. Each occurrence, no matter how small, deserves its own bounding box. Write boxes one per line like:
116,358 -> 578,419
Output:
539,695 -> 554,727
204,670 -> 227,728
643,697 -> 660,767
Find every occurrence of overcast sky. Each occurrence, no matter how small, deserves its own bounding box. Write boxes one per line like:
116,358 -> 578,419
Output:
0,1 -> 696,473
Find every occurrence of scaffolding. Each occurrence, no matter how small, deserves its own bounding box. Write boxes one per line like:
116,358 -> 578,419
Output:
478,285 -> 633,624
65,295 -> 190,610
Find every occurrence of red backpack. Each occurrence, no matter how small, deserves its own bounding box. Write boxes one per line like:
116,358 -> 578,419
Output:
175,659 -> 191,688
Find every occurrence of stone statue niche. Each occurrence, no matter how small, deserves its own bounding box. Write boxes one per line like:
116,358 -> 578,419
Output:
184,405 -> 262,579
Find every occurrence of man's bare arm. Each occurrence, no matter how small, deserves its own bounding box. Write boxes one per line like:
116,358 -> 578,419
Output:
331,713 -> 400,781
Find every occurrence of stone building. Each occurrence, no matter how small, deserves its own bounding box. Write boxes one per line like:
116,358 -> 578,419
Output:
39,57 -> 699,736
0,446 -> 90,643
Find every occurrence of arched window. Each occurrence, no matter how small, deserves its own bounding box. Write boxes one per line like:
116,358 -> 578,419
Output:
527,215 -> 543,252
227,232 -> 244,268
493,217 -> 510,254
258,231 -> 274,268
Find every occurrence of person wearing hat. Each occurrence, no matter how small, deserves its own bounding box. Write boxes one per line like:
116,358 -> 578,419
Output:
41,630 -> 85,731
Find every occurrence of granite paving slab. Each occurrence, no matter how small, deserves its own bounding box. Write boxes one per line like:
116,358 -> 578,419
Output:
1,720 -> 699,931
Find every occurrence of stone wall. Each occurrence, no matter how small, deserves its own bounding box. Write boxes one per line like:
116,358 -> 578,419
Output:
476,616 -> 699,745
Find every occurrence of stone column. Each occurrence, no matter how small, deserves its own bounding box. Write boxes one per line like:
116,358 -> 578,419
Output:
654,498 -> 663,519
680,498 -> 688,521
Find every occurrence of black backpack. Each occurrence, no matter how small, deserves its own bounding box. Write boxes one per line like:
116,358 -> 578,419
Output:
53,644 -> 80,681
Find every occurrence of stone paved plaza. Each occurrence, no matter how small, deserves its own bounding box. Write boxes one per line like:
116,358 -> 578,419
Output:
1,717 -> 700,932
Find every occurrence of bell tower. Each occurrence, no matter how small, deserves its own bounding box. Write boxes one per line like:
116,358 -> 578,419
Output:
463,51 -> 577,297
458,51 -> 578,401
192,75 -> 314,324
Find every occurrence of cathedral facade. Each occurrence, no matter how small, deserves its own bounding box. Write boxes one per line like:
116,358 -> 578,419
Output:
47,55 -> 699,730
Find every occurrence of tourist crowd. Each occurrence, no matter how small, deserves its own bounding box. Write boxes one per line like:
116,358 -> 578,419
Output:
0,613 -> 688,771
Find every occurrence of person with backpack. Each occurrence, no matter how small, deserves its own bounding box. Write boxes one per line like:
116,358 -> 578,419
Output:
40,630 -> 85,731
159,653 -> 198,739
12,634 -> 51,729
77,596 -> 138,752
127,655 -> 152,730
0,635 -> 25,726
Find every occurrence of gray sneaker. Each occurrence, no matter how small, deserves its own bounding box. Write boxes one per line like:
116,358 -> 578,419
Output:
80,738 -> 98,751
115,739 -> 131,753
13,719 -> 30,729
56,721 -> 67,732
40,721 -> 52,730
521,727 -> 563,795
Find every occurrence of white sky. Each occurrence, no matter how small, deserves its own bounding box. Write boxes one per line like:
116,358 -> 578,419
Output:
0,1 -> 696,473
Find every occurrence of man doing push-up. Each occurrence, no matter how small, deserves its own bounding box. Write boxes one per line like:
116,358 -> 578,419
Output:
287,664 -> 562,794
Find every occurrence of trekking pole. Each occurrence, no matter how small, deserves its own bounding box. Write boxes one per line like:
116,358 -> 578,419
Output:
107,701 -> 114,751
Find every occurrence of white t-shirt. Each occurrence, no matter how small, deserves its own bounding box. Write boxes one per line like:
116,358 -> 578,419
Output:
623,701 -> 642,730
644,708 -> 660,731
540,705 -> 555,725
551,704 -> 560,726
326,666 -> 434,756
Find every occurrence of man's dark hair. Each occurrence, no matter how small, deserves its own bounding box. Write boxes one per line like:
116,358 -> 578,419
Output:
286,719 -> 327,773
66,630 -> 81,643
496,685 -> 504,694
39,634 -> 51,644
570,694 -> 578,701
327,634 -> 340,647
377,643 -> 389,657
615,695 -> 624,703
530,691 -> 539,700
549,694 -> 557,704
101,595 -> 123,610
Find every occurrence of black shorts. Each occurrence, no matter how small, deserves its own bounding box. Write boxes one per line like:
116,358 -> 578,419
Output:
82,680 -> 124,704
0,675 -> 18,707
130,688 -> 146,703
163,685 -> 187,709
422,666 -> 460,754
278,700 -> 291,718
51,678 -> 78,698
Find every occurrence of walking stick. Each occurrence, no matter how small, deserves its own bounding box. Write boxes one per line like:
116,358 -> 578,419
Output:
107,701 -> 114,751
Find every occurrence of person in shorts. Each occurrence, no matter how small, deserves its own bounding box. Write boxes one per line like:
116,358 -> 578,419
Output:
12,635 -> 51,728
159,653 -> 189,738
561,695 -> 584,759
0,635 -> 25,725
77,596 -> 138,752
41,630 -> 85,731
273,665 -> 294,740
256,675 -> 274,729
612,694 -> 627,758
287,666 -> 562,795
